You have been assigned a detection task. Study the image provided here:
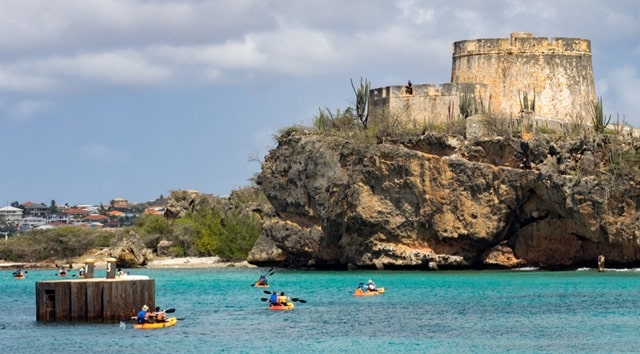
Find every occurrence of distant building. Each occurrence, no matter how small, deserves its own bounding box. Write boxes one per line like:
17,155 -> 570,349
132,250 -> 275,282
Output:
62,208 -> 91,221
22,203 -> 50,217
19,216 -> 48,229
82,214 -> 109,224
110,198 -> 128,208
0,206 -> 23,225
144,207 -> 166,216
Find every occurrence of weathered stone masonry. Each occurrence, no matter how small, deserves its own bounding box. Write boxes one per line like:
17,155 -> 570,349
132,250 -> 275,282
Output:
370,32 -> 596,126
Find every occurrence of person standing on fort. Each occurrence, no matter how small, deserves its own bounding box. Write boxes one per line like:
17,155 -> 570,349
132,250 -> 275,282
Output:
405,80 -> 413,95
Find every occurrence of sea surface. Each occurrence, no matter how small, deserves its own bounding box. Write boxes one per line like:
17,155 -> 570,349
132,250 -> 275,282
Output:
2,267 -> 640,353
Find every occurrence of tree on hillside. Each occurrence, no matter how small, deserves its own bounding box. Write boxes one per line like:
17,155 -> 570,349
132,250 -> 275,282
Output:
49,200 -> 58,214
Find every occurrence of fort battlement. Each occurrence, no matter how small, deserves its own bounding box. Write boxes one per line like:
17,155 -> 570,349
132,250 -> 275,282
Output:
452,32 -> 591,57
371,83 -> 487,100
370,32 -> 596,129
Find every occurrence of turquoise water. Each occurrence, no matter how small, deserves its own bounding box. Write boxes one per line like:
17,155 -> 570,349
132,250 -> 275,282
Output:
2,267 -> 640,353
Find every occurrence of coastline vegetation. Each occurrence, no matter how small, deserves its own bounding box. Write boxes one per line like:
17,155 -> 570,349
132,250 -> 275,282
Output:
0,187 -> 267,265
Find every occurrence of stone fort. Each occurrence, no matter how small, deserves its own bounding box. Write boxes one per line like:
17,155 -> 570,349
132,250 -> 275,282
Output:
369,32 -> 596,129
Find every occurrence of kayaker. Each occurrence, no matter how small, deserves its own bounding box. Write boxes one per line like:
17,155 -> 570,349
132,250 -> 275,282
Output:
150,306 -> 167,322
256,274 -> 268,286
268,291 -> 278,306
277,291 -> 290,305
366,279 -> 377,292
358,282 -> 367,293
137,305 -> 149,324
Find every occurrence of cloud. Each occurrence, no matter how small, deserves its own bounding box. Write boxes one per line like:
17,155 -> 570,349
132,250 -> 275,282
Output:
0,67 -> 54,92
37,51 -> 172,85
6,99 -> 51,122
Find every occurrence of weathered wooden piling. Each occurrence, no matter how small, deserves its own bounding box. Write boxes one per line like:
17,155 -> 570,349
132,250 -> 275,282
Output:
36,258 -> 155,323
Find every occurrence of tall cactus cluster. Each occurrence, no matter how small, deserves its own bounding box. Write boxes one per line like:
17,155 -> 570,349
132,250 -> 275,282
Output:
519,91 -> 536,112
351,77 -> 370,129
591,96 -> 611,134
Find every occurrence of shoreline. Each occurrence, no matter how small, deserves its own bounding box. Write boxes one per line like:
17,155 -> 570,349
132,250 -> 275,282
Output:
144,257 -> 257,269
0,257 -> 257,270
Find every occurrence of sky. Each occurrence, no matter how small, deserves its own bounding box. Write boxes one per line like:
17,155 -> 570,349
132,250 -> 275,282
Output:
1,0 -> 639,206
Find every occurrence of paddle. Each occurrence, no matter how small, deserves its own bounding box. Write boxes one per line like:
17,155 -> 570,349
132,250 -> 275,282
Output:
261,297 -> 307,303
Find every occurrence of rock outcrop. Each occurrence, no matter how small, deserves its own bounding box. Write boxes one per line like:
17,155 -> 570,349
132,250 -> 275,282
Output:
110,230 -> 154,268
248,130 -> 640,270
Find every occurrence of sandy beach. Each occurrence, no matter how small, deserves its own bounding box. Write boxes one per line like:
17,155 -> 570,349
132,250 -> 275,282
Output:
145,256 -> 256,269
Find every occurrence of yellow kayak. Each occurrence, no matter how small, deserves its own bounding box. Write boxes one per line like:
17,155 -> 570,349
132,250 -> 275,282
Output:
353,287 -> 385,296
133,317 -> 177,329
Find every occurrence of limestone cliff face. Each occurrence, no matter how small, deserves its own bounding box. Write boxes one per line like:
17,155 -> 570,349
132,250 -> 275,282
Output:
248,130 -> 640,270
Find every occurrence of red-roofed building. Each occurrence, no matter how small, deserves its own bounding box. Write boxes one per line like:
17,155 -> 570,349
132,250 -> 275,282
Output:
82,214 -> 109,223
62,208 -> 91,220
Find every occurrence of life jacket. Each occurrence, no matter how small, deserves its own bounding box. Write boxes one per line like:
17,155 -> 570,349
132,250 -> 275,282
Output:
136,310 -> 147,324
269,293 -> 278,304
277,295 -> 288,304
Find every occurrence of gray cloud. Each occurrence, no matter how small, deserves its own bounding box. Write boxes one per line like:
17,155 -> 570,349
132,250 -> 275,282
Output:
0,0 -> 638,120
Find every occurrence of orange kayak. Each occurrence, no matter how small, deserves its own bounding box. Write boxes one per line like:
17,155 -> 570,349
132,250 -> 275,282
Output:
268,303 -> 294,311
353,287 -> 385,296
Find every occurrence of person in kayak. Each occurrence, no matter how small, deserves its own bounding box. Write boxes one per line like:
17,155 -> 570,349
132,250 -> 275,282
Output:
358,282 -> 367,292
256,274 -> 268,286
150,306 -> 167,322
268,291 -> 278,306
277,291 -> 290,306
137,305 -> 149,324
366,279 -> 378,292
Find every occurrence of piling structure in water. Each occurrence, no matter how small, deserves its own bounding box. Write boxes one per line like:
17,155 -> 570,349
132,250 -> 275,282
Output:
35,258 -> 155,323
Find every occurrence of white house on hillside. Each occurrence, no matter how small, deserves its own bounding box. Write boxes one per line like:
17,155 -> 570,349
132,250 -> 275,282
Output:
0,206 -> 23,225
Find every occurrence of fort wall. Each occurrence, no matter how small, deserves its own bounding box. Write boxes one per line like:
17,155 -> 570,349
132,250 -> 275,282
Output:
370,83 -> 488,128
370,33 -> 597,130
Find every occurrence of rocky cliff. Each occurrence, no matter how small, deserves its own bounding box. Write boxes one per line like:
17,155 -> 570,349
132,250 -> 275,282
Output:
248,130 -> 640,270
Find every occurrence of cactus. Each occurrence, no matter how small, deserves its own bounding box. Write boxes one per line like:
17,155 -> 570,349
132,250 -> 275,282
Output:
351,77 -> 370,129
459,91 -> 476,118
590,96 -> 611,134
519,90 -> 536,112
